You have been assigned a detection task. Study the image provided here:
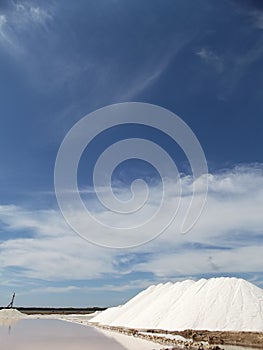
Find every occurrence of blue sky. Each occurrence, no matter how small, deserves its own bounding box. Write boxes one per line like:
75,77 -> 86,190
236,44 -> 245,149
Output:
0,0 -> 263,307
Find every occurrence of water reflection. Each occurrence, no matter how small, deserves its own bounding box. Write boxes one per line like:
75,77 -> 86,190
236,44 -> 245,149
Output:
0,314 -> 22,335
0,319 -> 256,350
0,319 -> 159,350
0,315 -> 21,327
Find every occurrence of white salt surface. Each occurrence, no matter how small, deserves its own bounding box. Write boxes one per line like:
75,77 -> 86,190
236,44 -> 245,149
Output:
0,309 -> 26,318
98,328 -> 168,350
90,277 -> 263,332
57,312 -> 101,325
139,332 -> 188,341
0,308 -> 27,326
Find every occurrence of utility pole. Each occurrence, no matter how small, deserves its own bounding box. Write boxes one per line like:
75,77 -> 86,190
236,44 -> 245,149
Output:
6,293 -> 15,309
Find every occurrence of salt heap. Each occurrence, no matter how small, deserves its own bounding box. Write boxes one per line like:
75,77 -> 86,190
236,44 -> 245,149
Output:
90,277 -> 263,332
0,308 -> 27,326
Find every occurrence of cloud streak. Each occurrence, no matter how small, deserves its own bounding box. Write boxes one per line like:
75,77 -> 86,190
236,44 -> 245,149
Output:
0,1 -> 53,52
251,10 -> 263,29
0,164 -> 262,288
196,48 -> 224,73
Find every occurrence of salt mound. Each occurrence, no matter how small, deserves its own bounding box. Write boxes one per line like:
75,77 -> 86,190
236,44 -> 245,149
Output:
0,308 -> 27,326
90,277 -> 263,332
0,308 -> 26,319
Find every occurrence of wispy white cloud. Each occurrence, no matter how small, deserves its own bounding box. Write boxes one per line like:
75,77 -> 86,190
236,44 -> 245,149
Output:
252,10 -> 263,29
0,205 -> 117,281
135,245 -> 263,278
0,2 -> 95,97
196,48 -> 224,73
0,14 -> 7,29
118,48 -> 176,101
0,164 -> 263,288
23,280 -> 156,296
90,280 -> 156,293
195,38 -> 263,100
29,6 -> 52,25
0,13 -> 13,47
0,1 -> 53,54
120,34 -> 196,101
13,2 -> 52,26
26,285 -> 81,294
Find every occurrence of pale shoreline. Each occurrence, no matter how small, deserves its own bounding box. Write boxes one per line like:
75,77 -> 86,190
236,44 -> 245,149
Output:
1,309 -> 262,349
33,313 -> 263,349
0,311 -> 166,350
52,315 -> 263,349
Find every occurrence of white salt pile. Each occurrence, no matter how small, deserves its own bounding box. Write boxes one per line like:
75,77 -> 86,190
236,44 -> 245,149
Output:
90,277 -> 263,332
0,308 -> 26,318
0,308 -> 27,326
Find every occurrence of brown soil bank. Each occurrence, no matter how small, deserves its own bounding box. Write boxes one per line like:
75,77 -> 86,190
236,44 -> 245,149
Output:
148,329 -> 263,348
92,324 -> 263,348
171,329 -> 263,348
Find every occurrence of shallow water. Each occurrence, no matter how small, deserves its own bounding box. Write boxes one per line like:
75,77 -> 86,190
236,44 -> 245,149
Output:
0,319 -> 145,350
0,319 -> 258,350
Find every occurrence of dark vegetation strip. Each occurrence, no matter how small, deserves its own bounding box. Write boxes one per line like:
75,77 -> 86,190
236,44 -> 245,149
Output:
0,307 -> 107,315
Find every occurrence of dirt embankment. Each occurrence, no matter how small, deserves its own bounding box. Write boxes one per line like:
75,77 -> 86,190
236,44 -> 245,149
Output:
168,329 -> 263,348
91,323 -> 263,348
0,307 -> 106,315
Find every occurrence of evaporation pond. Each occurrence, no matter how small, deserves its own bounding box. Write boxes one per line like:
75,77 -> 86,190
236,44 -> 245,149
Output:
0,319 -> 257,350
0,318 -> 153,350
